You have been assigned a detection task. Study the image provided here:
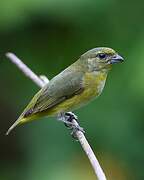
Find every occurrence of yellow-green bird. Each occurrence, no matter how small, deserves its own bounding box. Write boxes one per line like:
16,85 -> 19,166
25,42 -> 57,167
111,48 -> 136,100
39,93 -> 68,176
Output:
6,47 -> 124,135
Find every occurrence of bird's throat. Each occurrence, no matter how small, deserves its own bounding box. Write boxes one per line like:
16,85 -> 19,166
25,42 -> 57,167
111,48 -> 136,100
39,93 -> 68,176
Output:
83,71 -> 108,97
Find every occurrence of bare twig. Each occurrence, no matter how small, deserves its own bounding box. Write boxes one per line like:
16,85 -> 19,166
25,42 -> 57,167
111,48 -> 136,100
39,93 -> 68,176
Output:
6,53 -> 46,87
6,52 -> 107,180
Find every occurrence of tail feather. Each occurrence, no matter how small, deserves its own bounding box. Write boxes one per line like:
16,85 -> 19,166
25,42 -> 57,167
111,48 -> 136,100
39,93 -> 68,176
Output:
6,91 -> 39,135
6,118 -> 22,135
6,113 -> 36,135
6,120 -> 20,135
6,113 -> 27,135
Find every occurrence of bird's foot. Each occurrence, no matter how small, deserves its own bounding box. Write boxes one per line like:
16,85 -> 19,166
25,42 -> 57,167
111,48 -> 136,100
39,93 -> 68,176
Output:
64,112 -> 78,128
64,112 -> 85,132
57,112 -> 85,139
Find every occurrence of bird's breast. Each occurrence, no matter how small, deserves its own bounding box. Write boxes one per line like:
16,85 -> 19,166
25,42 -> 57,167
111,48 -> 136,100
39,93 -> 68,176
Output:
64,71 -> 107,110
82,71 -> 107,100
44,71 -> 108,115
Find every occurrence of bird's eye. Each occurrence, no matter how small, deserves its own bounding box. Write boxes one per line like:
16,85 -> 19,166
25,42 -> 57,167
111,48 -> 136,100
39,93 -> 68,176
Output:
97,53 -> 106,59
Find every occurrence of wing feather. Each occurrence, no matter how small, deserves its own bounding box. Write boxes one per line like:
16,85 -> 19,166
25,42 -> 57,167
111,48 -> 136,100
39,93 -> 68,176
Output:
24,69 -> 84,116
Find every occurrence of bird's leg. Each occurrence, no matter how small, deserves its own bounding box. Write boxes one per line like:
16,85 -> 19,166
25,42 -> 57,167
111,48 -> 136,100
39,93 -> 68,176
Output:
65,112 -> 85,139
57,112 -> 78,129
57,112 -> 85,135
63,112 -> 84,132
64,112 -> 78,129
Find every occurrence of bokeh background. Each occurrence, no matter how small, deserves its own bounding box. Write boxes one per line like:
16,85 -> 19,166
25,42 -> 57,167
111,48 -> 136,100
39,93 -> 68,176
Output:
0,0 -> 144,179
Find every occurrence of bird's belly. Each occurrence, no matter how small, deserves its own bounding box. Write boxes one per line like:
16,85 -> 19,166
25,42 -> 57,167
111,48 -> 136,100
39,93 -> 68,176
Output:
47,72 -> 107,116
46,89 -> 97,116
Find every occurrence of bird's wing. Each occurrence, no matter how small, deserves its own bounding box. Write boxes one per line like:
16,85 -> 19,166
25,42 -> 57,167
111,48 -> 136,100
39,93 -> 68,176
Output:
24,69 -> 84,117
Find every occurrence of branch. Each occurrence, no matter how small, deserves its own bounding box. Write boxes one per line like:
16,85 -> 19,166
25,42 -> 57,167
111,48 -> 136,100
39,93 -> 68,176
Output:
6,52 -> 107,180
6,53 -> 46,88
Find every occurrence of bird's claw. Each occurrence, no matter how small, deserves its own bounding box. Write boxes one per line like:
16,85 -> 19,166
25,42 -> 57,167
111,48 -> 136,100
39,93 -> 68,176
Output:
64,112 -> 85,139
57,112 -> 85,140
70,125 -> 85,140
65,112 -> 78,121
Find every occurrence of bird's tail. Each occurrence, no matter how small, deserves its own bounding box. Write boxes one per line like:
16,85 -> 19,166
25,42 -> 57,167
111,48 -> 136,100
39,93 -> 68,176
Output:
6,119 -> 21,135
6,115 -> 28,135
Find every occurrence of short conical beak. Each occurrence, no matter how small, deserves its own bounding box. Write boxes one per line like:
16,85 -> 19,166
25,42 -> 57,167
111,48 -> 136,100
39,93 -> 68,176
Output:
110,54 -> 124,64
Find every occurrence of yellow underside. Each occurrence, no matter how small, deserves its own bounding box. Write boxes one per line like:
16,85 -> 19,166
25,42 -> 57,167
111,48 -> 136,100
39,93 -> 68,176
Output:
20,72 -> 107,124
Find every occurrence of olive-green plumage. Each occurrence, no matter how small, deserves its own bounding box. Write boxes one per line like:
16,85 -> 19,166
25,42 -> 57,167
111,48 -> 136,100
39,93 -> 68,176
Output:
6,47 -> 124,135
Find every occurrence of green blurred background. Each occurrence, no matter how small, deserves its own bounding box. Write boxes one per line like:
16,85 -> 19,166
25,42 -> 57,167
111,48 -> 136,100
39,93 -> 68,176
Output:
0,0 -> 144,179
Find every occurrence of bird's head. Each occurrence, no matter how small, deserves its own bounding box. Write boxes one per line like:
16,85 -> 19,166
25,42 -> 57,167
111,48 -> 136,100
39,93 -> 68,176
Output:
80,47 -> 124,72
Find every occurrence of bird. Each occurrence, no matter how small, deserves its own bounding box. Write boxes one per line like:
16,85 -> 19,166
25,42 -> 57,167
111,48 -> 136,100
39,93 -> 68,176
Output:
6,47 -> 124,135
